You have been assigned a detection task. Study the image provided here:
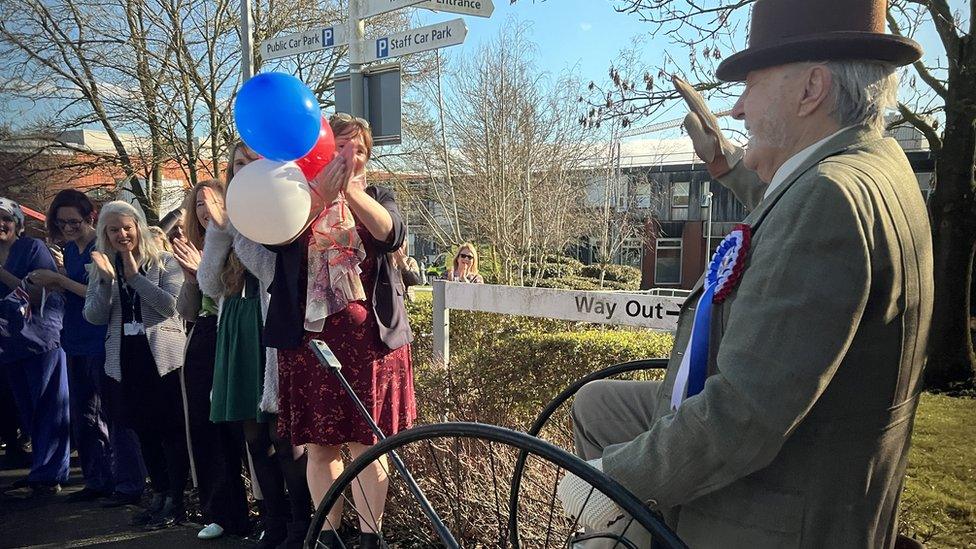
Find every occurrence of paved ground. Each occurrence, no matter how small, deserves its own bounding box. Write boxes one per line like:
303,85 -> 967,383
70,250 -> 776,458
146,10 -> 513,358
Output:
0,456 -> 258,548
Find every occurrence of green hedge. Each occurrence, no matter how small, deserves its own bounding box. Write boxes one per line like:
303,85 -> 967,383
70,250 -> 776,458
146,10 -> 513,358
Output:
407,298 -> 672,428
579,264 -> 643,285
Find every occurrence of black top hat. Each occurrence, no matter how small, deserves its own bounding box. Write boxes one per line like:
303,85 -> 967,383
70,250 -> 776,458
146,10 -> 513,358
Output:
715,0 -> 923,82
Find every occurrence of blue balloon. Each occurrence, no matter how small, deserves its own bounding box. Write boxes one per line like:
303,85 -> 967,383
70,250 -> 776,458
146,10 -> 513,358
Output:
234,72 -> 322,161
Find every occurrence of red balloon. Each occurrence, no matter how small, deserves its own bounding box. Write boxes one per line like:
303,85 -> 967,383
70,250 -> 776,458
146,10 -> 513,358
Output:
295,116 -> 336,180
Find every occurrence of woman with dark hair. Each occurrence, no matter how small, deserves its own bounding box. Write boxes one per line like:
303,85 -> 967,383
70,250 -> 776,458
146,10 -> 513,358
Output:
0,197 -> 70,498
265,114 -> 415,549
193,142 -> 312,549
172,179 -> 250,540
31,189 -> 147,505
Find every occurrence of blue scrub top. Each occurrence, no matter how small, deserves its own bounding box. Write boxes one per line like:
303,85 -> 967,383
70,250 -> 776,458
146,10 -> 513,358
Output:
60,240 -> 106,357
0,236 -> 64,363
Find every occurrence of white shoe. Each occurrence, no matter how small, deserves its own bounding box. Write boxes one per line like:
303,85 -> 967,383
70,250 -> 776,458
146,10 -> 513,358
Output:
197,523 -> 225,540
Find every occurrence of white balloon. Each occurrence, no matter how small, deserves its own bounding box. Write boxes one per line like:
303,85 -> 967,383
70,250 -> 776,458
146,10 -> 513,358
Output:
226,159 -> 312,245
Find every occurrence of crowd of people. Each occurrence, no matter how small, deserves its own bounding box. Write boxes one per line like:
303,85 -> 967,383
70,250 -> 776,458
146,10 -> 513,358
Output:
0,114 -> 483,549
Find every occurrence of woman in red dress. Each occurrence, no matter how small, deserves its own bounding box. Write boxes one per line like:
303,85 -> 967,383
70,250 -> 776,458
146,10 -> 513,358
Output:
264,114 -> 415,549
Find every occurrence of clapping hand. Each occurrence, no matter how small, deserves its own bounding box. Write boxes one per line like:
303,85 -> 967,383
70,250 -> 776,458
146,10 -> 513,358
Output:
27,269 -> 61,290
201,186 -> 227,229
48,244 -> 64,272
90,251 -> 116,283
310,143 -> 354,206
172,237 -> 201,279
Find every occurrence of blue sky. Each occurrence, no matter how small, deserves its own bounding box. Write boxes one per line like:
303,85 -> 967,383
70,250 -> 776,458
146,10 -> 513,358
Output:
414,0 -> 962,138
416,0 -> 650,85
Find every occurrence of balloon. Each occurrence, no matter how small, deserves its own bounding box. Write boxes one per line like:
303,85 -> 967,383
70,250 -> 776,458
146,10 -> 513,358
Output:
234,72 -> 321,161
226,159 -> 311,245
295,116 -> 336,180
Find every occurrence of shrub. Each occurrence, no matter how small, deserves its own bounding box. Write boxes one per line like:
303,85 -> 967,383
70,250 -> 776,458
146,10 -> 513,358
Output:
579,264 -> 642,285
410,312 -> 673,430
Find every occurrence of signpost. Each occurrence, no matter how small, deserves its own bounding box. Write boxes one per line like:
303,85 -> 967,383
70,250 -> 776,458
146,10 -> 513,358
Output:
418,0 -> 494,17
361,0 -> 426,18
254,0 -> 480,141
363,18 -> 467,63
432,281 -> 684,366
260,25 -> 349,61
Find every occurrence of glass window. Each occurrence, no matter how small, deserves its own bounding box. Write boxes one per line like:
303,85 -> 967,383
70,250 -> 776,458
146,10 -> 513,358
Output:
671,181 -> 689,207
655,238 -> 682,285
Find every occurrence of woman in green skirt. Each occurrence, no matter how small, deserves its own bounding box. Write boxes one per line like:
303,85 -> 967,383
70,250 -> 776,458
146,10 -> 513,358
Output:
195,143 -> 312,549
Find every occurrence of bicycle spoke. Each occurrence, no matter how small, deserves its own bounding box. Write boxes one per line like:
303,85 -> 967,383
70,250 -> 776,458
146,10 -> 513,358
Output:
543,463 -> 561,547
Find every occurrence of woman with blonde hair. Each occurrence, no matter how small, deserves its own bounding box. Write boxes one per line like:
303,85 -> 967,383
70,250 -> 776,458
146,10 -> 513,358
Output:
171,179 -> 250,540
191,143 -> 312,549
444,242 -> 484,283
83,200 -> 188,529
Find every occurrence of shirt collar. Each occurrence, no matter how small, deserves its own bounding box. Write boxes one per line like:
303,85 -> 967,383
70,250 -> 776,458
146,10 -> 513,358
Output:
764,126 -> 853,200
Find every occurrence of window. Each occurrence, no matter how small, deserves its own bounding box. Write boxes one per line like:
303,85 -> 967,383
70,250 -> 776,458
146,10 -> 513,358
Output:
634,181 -> 652,209
671,181 -> 689,207
654,238 -> 682,285
620,237 -> 644,267
670,181 -> 689,220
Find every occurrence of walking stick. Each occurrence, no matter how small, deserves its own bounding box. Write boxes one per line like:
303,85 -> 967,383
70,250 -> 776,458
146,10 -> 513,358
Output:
307,340 -> 458,548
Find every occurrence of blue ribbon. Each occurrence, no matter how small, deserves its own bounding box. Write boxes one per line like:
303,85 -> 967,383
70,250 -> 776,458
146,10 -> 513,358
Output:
687,283 -> 714,398
686,236 -> 738,399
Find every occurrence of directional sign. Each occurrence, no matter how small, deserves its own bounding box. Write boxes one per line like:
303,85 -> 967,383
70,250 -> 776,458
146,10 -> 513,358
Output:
363,18 -> 467,63
418,0 -> 494,17
361,0 -> 426,18
261,25 -> 348,61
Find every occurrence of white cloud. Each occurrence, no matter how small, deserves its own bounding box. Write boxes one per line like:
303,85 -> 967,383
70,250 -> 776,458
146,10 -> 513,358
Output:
579,22 -> 592,31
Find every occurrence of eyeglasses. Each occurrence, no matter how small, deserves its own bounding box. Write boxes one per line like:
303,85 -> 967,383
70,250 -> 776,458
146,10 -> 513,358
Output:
330,112 -> 371,129
55,219 -> 84,229
458,253 -> 474,260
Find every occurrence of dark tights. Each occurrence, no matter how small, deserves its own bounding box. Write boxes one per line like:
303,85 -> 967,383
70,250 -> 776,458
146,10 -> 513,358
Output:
241,415 -> 312,523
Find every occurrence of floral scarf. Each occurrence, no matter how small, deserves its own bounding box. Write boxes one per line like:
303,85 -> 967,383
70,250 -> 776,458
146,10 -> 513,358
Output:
304,191 -> 366,332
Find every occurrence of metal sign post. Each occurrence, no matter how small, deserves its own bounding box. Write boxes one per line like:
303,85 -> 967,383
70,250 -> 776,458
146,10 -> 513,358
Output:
257,0 -> 479,143
417,0 -> 494,17
363,18 -> 467,63
260,25 -> 349,61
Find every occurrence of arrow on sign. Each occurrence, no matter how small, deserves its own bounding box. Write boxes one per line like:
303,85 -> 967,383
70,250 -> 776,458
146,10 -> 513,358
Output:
418,0 -> 494,17
361,0 -> 426,18
261,26 -> 348,61
363,18 -> 467,63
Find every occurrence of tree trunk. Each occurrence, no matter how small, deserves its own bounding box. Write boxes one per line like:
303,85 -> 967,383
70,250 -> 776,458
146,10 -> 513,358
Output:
925,37 -> 976,390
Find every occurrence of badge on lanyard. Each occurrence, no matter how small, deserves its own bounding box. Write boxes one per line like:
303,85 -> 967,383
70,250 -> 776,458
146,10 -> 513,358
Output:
124,321 -> 146,335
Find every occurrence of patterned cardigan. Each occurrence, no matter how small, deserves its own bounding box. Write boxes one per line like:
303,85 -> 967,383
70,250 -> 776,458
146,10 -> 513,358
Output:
83,252 -> 186,381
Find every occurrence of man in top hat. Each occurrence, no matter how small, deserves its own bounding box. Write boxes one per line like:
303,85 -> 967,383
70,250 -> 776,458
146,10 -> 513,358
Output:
557,0 -> 934,547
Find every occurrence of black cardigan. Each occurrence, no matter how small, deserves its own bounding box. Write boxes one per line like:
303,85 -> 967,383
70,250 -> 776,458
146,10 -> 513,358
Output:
263,185 -> 412,351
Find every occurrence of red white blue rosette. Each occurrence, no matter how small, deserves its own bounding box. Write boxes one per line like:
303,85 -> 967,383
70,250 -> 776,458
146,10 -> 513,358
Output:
670,223 -> 752,409
710,223 -> 752,304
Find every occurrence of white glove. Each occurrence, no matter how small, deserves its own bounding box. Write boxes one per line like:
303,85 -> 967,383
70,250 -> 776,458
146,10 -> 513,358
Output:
556,458 -> 626,531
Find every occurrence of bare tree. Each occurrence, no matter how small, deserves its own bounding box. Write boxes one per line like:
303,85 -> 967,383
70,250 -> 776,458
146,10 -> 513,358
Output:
566,0 -> 975,390
402,20 -> 593,285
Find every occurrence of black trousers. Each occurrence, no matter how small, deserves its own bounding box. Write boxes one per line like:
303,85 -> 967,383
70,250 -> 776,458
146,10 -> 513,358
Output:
184,317 -> 250,535
119,335 -> 189,506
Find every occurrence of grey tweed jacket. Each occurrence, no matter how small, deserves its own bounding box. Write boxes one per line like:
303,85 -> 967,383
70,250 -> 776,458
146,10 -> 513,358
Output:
83,252 -> 186,381
602,126 -> 933,548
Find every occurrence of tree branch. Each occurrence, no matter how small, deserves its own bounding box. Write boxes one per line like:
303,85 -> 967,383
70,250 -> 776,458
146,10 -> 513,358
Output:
897,102 -> 942,152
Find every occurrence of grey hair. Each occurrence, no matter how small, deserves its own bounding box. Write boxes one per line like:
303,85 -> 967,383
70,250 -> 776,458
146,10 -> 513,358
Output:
93,200 -> 165,271
823,60 -> 899,133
